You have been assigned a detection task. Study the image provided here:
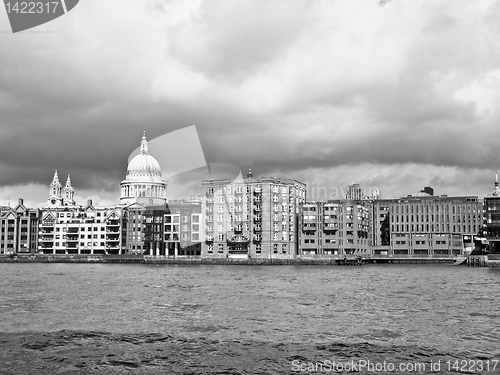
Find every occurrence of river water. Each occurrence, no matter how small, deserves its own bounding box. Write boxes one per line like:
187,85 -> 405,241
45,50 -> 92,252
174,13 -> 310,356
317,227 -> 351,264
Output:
0,263 -> 499,374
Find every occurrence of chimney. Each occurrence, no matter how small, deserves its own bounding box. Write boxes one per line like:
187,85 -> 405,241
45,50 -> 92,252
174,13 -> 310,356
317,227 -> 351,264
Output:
247,168 -> 253,179
18,198 -> 23,206
87,199 -> 93,207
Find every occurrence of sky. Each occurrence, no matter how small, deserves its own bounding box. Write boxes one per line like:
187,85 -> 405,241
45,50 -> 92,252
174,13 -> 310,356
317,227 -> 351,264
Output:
1,0 -> 500,207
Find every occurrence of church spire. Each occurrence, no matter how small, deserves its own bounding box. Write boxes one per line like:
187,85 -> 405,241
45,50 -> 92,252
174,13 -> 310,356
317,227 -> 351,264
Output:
65,174 -> 72,188
51,169 -> 61,187
140,128 -> 149,155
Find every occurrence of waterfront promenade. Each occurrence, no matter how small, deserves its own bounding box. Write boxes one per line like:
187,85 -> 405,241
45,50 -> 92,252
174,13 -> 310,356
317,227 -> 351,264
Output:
2,253 -> 499,266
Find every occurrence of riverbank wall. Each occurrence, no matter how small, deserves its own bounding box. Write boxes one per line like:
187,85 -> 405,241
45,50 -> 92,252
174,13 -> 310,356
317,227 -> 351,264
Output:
3,254 -> 499,266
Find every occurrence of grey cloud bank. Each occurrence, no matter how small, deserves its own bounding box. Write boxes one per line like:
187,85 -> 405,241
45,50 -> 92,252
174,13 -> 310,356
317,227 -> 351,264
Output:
0,0 -> 499,206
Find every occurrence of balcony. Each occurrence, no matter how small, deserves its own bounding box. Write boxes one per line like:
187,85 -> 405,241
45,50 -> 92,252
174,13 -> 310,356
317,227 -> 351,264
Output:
253,217 -> 262,224
226,231 -> 250,244
323,225 -> 337,232
254,226 -> 262,232
302,226 -> 317,233
323,217 -> 338,223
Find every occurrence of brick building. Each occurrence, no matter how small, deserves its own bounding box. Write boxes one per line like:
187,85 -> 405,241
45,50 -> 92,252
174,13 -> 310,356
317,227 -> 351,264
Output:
300,200 -> 371,257
201,171 -> 306,259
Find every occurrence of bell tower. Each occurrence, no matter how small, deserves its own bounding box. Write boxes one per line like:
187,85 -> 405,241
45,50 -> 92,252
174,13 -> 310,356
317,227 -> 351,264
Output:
47,169 -> 63,207
63,174 -> 76,206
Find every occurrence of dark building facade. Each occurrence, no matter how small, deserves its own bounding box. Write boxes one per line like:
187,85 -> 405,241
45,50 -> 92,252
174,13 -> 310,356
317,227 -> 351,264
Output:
483,174 -> 500,259
164,200 -> 202,256
123,203 -> 167,256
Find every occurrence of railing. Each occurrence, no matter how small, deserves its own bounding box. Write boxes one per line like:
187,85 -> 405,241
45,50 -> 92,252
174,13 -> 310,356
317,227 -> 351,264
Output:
323,224 -> 337,229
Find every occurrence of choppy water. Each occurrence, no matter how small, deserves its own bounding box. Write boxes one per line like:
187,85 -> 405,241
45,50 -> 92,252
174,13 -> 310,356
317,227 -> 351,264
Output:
0,263 -> 499,374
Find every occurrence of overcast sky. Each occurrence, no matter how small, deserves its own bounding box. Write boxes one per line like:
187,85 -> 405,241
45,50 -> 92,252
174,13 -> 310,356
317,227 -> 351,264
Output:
1,0 -> 500,207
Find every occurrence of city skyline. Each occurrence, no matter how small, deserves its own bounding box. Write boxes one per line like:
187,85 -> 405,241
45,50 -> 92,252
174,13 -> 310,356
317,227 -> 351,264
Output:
1,0 -> 500,207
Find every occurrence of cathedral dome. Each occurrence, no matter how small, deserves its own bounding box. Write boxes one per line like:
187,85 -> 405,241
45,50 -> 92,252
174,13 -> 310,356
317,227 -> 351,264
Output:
120,129 -> 167,206
124,129 -> 163,180
127,153 -> 161,174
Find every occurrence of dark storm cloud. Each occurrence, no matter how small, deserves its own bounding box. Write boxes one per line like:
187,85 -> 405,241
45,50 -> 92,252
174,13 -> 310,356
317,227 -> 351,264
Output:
1,0 -> 500,204
167,0 -> 312,81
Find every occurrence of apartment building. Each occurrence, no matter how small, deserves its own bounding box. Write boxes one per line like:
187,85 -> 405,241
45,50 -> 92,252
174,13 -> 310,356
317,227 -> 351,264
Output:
201,171 -> 307,259
300,200 -> 371,257
38,200 -> 124,255
0,199 -> 39,254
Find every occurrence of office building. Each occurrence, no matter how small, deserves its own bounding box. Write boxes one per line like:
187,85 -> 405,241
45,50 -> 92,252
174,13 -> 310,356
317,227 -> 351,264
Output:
372,190 -> 482,257
164,200 -> 202,256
